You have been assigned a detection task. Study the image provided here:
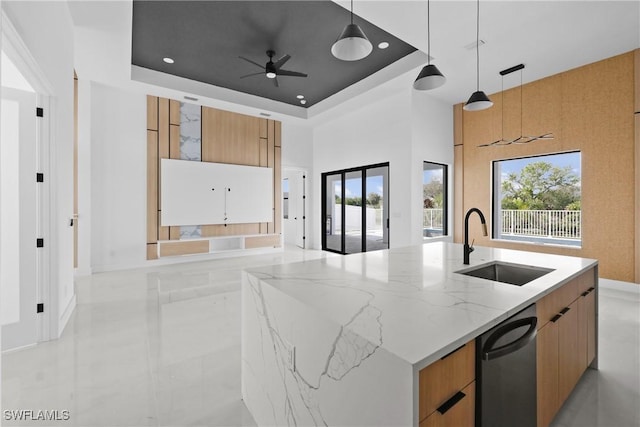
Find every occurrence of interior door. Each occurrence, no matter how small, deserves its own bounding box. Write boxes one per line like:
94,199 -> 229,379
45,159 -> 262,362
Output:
292,171 -> 305,248
1,87 -> 38,351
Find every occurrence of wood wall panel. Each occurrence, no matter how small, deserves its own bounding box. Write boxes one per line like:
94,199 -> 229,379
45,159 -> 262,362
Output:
169,124 -> 180,159
147,130 -> 158,244
268,120 -> 275,145
245,235 -> 281,249
458,51 -> 636,282
636,113 -> 640,283
202,107 -> 260,166
147,96 -> 158,130
169,100 -> 181,125
259,118 -> 268,138
158,211 -> 169,240
635,49 -> 640,113
170,227 -> 181,240
201,224 -> 261,237
274,147 -> 282,234
259,139 -> 268,167
159,240 -> 209,257
274,121 -> 282,147
147,244 -> 158,260
453,144 -> 464,244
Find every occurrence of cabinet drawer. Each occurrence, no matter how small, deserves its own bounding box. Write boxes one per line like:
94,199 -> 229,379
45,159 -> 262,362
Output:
419,381 -> 475,427
419,340 -> 475,421
576,268 -> 596,294
537,279 -> 578,327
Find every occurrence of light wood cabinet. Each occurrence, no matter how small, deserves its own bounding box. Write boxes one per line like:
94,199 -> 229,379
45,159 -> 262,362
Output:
420,381 -> 475,427
536,267 -> 597,427
419,341 -> 475,426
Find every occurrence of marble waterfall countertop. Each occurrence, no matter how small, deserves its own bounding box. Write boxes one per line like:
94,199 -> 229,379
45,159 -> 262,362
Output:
244,242 -> 597,370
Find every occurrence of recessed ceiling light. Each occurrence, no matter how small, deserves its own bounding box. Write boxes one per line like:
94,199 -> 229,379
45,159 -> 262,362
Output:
378,42 -> 390,49
296,95 -> 304,99
184,95 -> 198,101
260,112 -> 271,117
300,100 -> 307,105
163,57 -> 175,64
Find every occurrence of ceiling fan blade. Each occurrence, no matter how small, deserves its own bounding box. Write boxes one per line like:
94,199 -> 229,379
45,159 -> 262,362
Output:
278,69 -> 308,78
273,76 -> 279,88
273,54 -> 291,69
239,56 -> 265,69
240,72 -> 265,79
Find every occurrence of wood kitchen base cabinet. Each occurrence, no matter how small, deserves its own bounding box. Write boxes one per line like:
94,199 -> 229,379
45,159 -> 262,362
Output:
536,268 -> 597,427
419,341 -> 475,427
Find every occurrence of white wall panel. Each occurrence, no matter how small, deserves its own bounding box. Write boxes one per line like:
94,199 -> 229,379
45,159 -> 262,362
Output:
160,159 -> 273,226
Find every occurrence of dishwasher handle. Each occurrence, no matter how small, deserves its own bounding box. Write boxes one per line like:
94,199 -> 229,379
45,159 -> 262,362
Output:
482,317 -> 537,361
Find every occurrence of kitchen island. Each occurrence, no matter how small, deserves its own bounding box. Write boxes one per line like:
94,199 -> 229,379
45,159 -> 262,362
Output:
241,242 -> 597,426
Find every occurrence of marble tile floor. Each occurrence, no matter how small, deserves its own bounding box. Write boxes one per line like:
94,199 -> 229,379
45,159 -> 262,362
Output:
2,246 -> 639,427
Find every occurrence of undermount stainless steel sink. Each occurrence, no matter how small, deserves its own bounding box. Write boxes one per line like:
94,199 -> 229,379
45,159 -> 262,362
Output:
455,261 -> 554,286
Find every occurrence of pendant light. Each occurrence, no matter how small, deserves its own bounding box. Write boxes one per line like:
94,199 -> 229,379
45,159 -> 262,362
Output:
479,64 -> 554,147
464,0 -> 493,111
414,0 -> 446,90
331,0 -> 373,61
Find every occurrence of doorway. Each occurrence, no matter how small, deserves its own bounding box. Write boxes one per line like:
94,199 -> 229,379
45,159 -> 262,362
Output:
321,163 -> 389,254
282,168 -> 306,248
1,79 -> 39,350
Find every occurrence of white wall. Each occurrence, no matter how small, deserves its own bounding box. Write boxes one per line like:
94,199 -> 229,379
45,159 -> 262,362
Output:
312,87 -> 414,249
3,1 -> 76,337
86,81 -> 147,272
410,91 -> 455,246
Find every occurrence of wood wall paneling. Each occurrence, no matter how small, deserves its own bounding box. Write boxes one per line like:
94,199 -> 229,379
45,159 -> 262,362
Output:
159,240 -> 209,257
169,124 -> 181,159
274,121 -> 282,147
158,211 -> 169,240
169,227 -> 181,240
458,52 -> 636,282
275,146 -> 282,234
268,119 -> 275,145
147,244 -> 158,260
634,48 -> 640,113
147,130 -> 159,245
202,224 -> 261,237
453,104 -> 464,244
169,99 -> 181,125
259,118 -> 268,139
259,138 -> 268,167
147,95 -> 158,130
245,234 -> 281,249
202,107 -> 260,166
636,113 -> 640,282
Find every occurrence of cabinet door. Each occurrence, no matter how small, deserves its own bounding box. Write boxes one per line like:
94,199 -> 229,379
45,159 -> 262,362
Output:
419,382 -> 475,427
585,290 -> 596,366
537,321 -> 559,427
558,301 -> 581,404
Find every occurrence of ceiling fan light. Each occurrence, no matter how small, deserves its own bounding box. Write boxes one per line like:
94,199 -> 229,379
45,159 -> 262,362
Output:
266,72 -> 277,79
413,64 -> 446,90
331,23 -> 373,61
464,90 -> 493,111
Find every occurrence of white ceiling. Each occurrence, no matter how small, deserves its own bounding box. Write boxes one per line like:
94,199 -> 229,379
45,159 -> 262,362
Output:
69,1 -> 639,121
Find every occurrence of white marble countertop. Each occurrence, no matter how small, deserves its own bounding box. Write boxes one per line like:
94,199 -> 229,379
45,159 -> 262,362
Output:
245,242 -> 597,369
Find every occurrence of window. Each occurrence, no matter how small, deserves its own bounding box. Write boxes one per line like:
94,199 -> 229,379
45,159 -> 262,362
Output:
283,178 -> 289,219
492,152 -> 581,247
423,162 -> 447,238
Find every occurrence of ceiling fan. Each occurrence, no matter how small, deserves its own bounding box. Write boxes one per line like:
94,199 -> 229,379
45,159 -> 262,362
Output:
239,50 -> 308,87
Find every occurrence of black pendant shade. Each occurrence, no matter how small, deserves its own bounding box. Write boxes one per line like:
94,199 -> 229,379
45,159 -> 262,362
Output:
413,64 -> 446,90
464,90 -> 493,111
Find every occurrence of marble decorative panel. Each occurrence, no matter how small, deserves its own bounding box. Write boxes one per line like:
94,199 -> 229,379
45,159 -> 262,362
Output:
180,102 -> 202,236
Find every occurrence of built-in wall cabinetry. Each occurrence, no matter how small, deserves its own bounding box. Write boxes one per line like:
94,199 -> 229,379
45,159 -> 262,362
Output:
146,96 -> 281,259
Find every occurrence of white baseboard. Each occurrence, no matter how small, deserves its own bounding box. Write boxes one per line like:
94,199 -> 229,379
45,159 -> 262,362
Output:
599,278 -> 640,294
58,294 -> 76,337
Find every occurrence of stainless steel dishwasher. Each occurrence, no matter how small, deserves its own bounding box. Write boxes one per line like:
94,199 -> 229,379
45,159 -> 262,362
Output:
476,303 -> 538,427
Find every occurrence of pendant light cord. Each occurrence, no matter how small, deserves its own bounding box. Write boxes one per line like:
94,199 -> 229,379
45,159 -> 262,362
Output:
501,75 -> 504,140
476,0 -> 480,91
520,69 -> 524,136
427,0 -> 431,65
351,0 -> 354,24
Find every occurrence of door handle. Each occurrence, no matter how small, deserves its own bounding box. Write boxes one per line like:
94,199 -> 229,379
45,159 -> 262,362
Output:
482,317 -> 538,361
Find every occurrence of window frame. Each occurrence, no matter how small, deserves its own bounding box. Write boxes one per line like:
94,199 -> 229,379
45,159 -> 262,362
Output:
422,161 -> 448,239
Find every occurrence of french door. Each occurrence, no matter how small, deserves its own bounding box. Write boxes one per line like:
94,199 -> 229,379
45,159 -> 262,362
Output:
1,87 -> 39,350
321,163 -> 389,255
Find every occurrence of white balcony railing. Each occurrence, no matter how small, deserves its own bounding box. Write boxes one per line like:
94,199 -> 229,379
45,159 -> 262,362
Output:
501,209 -> 581,240
423,208 -> 444,230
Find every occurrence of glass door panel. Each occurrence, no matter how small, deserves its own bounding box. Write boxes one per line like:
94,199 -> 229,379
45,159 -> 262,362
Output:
365,166 -> 389,252
344,170 -> 363,254
324,173 -> 343,252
